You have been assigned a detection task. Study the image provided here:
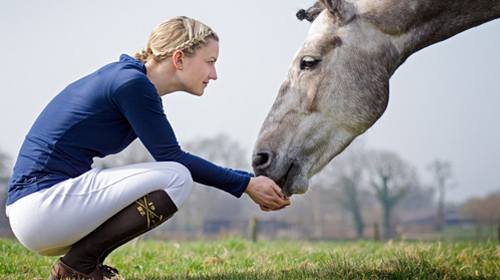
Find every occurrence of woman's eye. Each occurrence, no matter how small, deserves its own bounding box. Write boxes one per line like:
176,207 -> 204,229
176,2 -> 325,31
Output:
300,56 -> 320,70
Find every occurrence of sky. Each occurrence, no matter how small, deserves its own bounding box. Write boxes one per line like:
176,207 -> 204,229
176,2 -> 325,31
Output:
1,0 -> 499,204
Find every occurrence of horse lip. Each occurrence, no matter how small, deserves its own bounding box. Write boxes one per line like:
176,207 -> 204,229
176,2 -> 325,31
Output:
278,164 -> 292,188
279,163 -> 297,198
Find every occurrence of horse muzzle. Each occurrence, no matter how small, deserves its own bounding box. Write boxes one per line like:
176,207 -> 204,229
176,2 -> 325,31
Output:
252,150 -> 309,197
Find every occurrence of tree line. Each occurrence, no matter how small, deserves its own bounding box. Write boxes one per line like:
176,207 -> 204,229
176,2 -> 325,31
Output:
312,140 -> 449,239
0,136 -> 499,240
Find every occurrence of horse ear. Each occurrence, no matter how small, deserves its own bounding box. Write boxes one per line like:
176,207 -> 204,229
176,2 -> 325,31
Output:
319,0 -> 356,23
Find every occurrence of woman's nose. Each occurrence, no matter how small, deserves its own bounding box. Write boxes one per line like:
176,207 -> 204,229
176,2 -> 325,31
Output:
210,67 -> 218,80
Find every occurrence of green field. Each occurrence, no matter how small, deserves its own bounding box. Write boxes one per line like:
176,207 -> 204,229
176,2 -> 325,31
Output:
1,237 -> 499,279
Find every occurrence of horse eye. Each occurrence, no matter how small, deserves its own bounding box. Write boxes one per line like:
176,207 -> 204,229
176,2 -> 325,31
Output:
300,56 -> 320,70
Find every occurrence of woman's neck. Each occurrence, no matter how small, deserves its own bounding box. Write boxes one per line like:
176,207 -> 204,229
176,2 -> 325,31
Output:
145,58 -> 180,96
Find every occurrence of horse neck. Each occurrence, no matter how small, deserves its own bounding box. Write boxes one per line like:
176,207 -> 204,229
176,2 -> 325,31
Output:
369,0 -> 500,68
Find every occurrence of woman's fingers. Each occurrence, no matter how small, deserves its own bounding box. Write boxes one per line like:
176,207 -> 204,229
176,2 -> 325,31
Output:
245,176 -> 291,211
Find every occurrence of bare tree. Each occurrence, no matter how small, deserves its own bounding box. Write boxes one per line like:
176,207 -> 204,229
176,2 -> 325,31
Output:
0,149 -> 12,235
337,172 -> 365,237
0,152 -> 10,184
367,150 -> 418,239
317,141 -> 368,238
183,134 -> 249,170
176,133 -> 253,235
396,184 -> 435,211
427,159 -> 454,231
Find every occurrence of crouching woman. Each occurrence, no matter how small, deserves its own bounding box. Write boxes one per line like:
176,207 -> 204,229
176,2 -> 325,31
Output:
6,16 -> 289,280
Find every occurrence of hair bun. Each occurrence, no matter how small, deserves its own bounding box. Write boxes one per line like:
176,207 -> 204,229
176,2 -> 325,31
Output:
133,47 -> 150,62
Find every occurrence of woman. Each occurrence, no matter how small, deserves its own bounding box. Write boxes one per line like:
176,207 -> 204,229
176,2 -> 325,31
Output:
6,16 -> 290,280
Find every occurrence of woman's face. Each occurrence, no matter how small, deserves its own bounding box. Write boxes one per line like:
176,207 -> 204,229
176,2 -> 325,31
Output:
179,38 -> 219,96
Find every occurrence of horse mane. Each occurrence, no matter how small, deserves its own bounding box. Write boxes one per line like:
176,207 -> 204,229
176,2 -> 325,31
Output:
296,1 -> 325,22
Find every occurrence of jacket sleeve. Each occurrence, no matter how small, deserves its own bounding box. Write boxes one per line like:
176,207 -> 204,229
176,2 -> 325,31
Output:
111,79 -> 251,197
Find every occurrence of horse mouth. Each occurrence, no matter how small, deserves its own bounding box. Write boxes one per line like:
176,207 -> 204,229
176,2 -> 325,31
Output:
277,163 -> 303,198
277,165 -> 291,197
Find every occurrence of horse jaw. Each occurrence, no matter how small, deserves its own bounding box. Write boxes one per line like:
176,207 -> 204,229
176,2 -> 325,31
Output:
253,10 -> 391,196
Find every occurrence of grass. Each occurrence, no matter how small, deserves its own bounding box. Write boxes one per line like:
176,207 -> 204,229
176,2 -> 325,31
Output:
1,237 -> 499,279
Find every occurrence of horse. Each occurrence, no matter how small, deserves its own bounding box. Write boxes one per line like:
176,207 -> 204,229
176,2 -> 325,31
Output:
252,0 -> 500,197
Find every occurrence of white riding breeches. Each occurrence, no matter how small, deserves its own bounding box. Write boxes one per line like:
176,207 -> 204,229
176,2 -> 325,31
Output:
5,162 -> 193,256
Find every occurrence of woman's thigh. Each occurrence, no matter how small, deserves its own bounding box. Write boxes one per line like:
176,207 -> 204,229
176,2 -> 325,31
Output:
7,161 -> 193,256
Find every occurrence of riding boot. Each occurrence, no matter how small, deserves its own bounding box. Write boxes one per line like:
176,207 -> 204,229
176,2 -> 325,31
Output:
60,190 -> 178,275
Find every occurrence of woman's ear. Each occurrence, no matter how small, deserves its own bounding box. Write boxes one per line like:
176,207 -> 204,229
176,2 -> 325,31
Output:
172,50 -> 185,70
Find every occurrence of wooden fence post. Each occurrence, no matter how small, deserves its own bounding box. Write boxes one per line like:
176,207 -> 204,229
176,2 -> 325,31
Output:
374,222 -> 380,241
497,224 -> 500,242
250,217 -> 258,242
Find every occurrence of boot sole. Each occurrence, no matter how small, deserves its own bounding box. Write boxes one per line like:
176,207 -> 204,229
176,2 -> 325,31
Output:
49,274 -> 84,280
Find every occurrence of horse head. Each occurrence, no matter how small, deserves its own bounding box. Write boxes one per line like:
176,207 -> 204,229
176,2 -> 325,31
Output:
252,0 -> 500,197
253,0 -> 398,197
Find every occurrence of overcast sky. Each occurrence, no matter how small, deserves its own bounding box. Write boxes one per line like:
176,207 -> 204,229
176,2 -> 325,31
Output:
1,0 -> 499,203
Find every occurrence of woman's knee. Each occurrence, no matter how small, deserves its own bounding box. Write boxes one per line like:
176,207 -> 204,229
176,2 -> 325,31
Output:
156,162 -> 193,209
158,162 -> 193,188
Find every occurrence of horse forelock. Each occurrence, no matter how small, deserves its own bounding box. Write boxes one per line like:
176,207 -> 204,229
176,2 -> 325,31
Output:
298,0 -> 360,27
297,2 -> 325,22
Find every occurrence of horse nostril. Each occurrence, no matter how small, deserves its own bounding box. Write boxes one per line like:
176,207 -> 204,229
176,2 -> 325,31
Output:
252,150 -> 274,172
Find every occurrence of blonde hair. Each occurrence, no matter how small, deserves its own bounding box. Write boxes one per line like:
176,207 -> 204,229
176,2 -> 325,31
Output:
134,16 -> 219,62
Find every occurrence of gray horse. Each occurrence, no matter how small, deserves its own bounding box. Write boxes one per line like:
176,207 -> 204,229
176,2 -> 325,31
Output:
252,0 -> 500,197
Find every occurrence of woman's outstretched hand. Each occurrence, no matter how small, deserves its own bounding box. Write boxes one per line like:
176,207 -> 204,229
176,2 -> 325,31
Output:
245,176 -> 290,211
